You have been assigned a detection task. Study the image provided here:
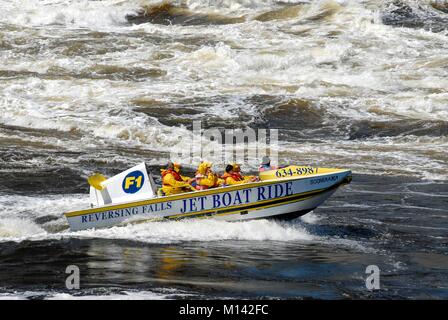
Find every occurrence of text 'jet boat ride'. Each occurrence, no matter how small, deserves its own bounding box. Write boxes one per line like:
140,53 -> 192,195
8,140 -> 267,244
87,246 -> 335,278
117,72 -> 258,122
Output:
64,163 -> 352,231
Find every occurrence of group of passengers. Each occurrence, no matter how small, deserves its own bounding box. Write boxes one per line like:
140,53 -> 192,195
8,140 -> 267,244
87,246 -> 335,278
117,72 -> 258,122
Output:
159,156 -> 276,196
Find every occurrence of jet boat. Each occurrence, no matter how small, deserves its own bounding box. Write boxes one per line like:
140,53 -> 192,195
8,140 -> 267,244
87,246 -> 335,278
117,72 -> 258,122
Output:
64,163 -> 351,231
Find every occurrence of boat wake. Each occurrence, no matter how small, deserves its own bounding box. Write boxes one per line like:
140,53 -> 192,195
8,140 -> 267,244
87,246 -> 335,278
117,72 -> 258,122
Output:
0,288 -> 195,300
0,216 -> 312,242
0,210 -> 372,254
70,219 -> 315,243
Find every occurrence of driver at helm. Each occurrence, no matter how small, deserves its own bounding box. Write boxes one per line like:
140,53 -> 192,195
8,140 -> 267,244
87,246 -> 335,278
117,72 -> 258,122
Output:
258,156 -> 278,172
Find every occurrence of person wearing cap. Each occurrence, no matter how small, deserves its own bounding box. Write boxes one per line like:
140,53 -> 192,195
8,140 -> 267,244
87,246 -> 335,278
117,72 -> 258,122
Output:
192,161 -> 222,190
222,163 -> 258,185
160,161 -> 194,195
258,156 -> 278,172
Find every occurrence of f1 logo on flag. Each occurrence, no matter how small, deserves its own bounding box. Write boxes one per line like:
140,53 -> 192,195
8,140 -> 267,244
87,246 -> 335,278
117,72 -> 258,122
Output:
122,170 -> 145,194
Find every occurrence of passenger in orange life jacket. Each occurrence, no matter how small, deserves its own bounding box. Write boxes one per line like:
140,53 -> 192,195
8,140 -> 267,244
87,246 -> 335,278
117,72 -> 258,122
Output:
160,161 -> 194,196
221,163 -> 258,185
192,161 -> 222,190
258,156 -> 279,172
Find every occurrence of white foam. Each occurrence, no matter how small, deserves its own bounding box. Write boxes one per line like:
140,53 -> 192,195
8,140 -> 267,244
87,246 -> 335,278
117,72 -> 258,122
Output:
300,212 -> 322,224
46,290 -> 171,300
0,218 -> 46,239
1,0 -> 447,130
0,194 -> 84,242
0,194 -> 85,219
68,219 -> 315,243
0,0 -> 139,30
0,289 -> 187,300
278,136 -> 448,181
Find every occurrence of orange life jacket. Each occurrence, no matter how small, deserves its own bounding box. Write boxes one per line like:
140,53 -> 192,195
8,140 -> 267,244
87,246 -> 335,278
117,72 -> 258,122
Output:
162,169 -> 183,186
222,172 -> 243,184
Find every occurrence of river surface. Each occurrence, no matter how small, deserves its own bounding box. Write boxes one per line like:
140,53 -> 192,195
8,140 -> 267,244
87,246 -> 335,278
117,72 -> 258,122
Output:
0,0 -> 447,299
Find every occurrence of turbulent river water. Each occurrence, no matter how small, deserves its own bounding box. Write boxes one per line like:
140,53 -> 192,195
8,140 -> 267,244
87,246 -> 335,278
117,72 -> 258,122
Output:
0,0 -> 448,299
